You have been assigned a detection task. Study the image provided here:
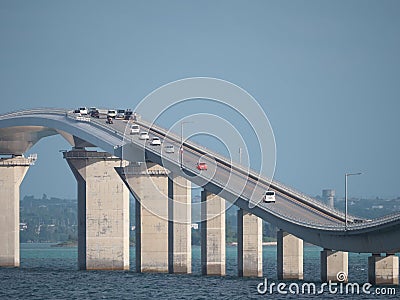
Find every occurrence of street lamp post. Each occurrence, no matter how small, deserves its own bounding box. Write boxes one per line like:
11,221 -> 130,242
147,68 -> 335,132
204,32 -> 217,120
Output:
180,121 -> 193,169
345,172 -> 362,231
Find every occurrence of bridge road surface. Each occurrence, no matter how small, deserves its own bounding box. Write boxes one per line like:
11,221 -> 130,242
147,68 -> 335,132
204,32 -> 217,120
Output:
99,117 -> 344,227
2,109 -> 400,252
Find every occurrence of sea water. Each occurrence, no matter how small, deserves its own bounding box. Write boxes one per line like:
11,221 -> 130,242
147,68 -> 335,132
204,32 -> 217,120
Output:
0,244 -> 398,299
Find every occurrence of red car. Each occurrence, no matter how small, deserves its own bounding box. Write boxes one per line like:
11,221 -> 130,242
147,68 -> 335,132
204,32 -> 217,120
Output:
197,162 -> 208,170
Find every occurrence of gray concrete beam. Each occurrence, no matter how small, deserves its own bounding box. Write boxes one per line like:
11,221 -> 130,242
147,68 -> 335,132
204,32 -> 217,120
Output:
321,249 -> 348,282
168,174 -> 191,274
368,254 -> 399,285
0,157 -> 31,267
201,190 -> 226,276
117,162 -> 169,273
64,150 -> 130,270
237,209 -> 263,277
277,230 -> 303,280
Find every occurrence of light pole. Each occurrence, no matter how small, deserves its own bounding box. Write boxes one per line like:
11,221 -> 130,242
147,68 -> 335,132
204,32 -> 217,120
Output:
345,172 -> 362,231
180,121 -> 193,169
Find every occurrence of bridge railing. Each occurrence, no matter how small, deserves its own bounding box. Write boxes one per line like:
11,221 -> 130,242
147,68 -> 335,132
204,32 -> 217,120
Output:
135,118 -> 350,221
2,109 -> 398,231
0,108 -> 69,119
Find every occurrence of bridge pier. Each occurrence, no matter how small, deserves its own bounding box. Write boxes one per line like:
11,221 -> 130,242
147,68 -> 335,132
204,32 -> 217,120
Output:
117,163 -> 192,274
168,175 -> 192,274
201,190 -> 226,276
277,230 -> 303,280
117,163 -> 170,273
64,150 -> 130,270
368,253 -> 399,285
320,249 -> 348,282
0,156 -> 33,267
237,209 -> 262,277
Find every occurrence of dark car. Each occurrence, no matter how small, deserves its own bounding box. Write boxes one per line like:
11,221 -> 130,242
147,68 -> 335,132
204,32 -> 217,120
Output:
124,109 -> 133,120
90,110 -> 100,118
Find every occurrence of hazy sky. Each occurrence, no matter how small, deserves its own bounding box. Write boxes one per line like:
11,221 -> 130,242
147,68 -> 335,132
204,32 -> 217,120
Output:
1,1 -> 399,200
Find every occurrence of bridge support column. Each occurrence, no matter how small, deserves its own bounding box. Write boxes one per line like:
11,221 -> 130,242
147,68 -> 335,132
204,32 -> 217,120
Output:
117,163 -> 169,273
0,157 -> 33,267
237,209 -> 262,277
201,190 -> 226,276
64,150 -> 130,270
168,175 -> 191,274
368,254 -> 399,285
277,230 -> 303,280
321,249 -> 348,282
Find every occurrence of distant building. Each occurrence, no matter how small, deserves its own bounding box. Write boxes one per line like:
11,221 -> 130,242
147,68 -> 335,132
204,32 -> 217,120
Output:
322,189 -> 335,208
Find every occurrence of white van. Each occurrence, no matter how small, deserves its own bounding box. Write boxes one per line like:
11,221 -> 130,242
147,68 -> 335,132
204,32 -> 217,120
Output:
79,107 -> 88,115
263,191 -> 276,203
107,110 -> 117,118
130,124 -> 140,134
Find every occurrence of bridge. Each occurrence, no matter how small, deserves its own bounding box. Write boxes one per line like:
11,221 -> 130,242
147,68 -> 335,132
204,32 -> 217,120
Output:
0,108 -> 399,285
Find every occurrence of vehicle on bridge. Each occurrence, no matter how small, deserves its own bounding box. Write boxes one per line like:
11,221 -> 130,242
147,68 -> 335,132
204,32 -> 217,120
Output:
197,162 -> 208,170
150,137 -> 161,146
124,109 -> 133,120
106,116 -> 113,124
164,144 -> 175,153
139,132 -> 150,140
116,109 -> 125,119
79,107 -> 88,115
107,110 -> 117,119
130,125 -> 140,134
90,109 -> 100,118
2,108 -> 400,254
89,107 -> 97,114
263,191 -> 276,203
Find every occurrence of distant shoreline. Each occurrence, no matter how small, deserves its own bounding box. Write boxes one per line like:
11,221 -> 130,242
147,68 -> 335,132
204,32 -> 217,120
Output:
228,241 -> 277,246
51,241 -> 78,248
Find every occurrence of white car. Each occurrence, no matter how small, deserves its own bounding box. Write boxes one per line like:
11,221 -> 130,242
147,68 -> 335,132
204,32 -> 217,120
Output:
164,144 -> 175,153
107,110 -> 117,118
130,124 -> 140,134
116,109 -> 125,119
263,191 -> 276,203
150,137 -> 161,146
79,107 -> 88,115
139,132 -> 150,140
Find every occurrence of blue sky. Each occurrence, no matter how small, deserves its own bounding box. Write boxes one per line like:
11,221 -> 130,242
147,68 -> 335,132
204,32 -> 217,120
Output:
1,0 -> 399,200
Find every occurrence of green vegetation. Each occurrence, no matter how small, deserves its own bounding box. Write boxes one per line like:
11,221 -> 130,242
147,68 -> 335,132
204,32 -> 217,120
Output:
20,195 -> 78,243
20,194 -> 400,244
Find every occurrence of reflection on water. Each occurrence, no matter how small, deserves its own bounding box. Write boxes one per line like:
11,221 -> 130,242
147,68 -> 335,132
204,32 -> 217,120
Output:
0,244 -> 397,299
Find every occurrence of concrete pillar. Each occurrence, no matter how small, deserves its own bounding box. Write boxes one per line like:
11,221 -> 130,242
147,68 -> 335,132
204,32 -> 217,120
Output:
201,190 -> 226,276
64,150 -> 129,270
368,254 -> 399,285
168,175 -> 191,274
117,162 -> 169,273
237,209 -> 263,277
277,230 -> 303,280
321,249 -> 348,282
0,157 -> 32,267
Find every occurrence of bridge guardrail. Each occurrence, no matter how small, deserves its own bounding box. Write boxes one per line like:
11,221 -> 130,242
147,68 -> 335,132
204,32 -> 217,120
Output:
135,119 -> 350,221
1,109 -> 399,231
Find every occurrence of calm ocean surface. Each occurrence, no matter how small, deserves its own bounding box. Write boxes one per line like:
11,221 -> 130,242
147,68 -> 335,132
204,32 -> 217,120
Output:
0,244 -> 398,299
